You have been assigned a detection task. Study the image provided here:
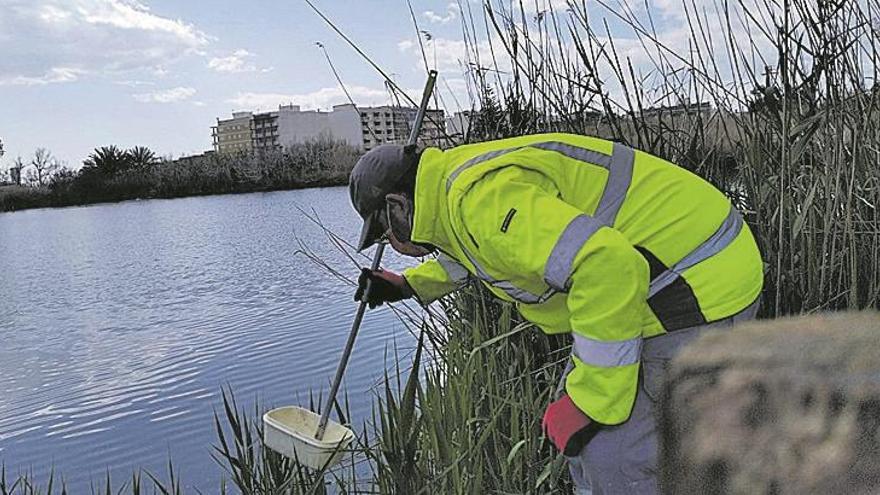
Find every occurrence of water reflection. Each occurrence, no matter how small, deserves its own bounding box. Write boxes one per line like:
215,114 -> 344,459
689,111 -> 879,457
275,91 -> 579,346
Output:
0,188 -> 416,491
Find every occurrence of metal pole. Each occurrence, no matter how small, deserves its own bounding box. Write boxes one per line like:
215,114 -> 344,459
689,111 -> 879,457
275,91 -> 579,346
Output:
315,70 -> 437,440
407,70 -> 438,146
315,242 -> 384,440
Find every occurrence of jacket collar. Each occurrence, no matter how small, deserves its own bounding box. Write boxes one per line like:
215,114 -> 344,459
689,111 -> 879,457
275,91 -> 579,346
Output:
410,148 -> 453,253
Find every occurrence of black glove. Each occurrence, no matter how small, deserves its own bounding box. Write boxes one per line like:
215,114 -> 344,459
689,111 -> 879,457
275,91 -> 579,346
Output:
354,268 -> 413,308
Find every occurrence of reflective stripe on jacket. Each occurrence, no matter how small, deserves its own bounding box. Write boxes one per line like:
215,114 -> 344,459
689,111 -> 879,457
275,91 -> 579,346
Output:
402,133 -> 763,425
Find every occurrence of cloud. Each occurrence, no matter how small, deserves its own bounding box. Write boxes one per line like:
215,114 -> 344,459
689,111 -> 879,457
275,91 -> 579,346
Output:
133,86 -> 196,103
0,0 -> 210,84
208,49 -> 270,73
424,3 -> 458,24
113,79 -> 155,87
78,0 -> 208,46
0,67 -> 86,86
227,85 -> 408,112
208,50 -> 251,73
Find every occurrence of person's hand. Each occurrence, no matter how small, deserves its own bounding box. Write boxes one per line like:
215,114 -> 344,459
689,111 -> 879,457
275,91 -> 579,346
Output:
542,394 -> 599,456
354,268 -> 413,308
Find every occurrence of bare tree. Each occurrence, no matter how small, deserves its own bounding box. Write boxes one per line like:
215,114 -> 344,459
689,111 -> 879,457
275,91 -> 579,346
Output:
11,156 -> 24,186
0,138 -> 5,184
28,148 -> 58,186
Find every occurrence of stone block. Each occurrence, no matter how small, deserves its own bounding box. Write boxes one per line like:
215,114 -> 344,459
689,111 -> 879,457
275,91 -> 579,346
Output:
660,311 -> 880,494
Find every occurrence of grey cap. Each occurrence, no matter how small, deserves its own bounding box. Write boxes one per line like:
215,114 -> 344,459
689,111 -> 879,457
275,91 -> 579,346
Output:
349,144 -> 413,251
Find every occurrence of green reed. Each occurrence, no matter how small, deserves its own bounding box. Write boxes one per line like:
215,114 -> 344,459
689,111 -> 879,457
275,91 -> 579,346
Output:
455,0 -> 880,316
207,285 -> 571,494
5,1 -> 879,493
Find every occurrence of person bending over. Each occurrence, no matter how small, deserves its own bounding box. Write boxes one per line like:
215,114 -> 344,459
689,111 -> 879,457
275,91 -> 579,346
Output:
348,133 -> 763,494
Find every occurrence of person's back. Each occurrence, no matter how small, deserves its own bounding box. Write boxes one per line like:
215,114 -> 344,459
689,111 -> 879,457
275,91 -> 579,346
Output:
410,133 -> 762,335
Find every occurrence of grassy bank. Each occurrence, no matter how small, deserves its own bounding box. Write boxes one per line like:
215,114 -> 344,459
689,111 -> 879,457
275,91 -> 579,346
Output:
0,138 -> 359,213
215,0 -> 880,490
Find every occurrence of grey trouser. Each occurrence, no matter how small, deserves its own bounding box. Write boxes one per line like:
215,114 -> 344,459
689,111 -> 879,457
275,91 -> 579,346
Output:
566,302 -> 759,495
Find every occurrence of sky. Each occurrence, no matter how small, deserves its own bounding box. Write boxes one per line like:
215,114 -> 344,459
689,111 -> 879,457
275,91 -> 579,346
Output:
0,0 -> 495,167
0,0 -> 768,168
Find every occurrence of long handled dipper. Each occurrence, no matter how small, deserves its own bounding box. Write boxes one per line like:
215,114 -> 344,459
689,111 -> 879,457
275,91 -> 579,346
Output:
263,71 -> 438,469
314,70 -> 437,441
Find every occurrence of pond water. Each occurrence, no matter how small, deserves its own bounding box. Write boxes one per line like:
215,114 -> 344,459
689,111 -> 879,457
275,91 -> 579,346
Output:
0,188 -> 418,492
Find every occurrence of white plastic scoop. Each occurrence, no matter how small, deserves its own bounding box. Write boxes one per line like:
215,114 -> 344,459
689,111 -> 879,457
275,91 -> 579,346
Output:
263,406 -> 354,469
262,242 -> 384,470
263,70 -> 437,470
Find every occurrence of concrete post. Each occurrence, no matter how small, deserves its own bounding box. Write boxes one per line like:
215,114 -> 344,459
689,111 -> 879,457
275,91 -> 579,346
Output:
660,312 -> 880,494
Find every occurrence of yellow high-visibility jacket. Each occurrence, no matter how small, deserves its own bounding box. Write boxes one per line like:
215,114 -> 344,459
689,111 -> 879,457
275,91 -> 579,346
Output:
402,133 -> 763,425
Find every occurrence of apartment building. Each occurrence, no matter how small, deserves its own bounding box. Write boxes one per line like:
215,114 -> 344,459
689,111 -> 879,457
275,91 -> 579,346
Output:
359,106 -> 445,150
275,104 -> 362,149
212,111 -> 254,153
445,111 -> 475,140
252,111 -> 279,151
212,104 -> 445,153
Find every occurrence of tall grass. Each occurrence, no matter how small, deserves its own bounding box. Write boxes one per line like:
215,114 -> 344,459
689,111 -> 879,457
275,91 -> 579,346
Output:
354,289 -> 570,494
0,464 -> 182,495
5,1 -> 879,493
310,0 -> 878,491
452,0 -> 880,316
207,287 -> 571,494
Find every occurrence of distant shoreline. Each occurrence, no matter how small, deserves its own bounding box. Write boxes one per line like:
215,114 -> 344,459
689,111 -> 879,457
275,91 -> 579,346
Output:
0,176 -> 348,214
1,138 -> 359,214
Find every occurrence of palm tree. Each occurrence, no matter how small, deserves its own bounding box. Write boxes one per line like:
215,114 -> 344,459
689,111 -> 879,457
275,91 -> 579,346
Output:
127,146 -> 158,169
83,146 -> 132,175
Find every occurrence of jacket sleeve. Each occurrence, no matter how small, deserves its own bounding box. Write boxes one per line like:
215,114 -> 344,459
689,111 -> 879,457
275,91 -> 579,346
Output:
403,254 -> 470,305
562,226 -> 649,425
458,166 -> 650,425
